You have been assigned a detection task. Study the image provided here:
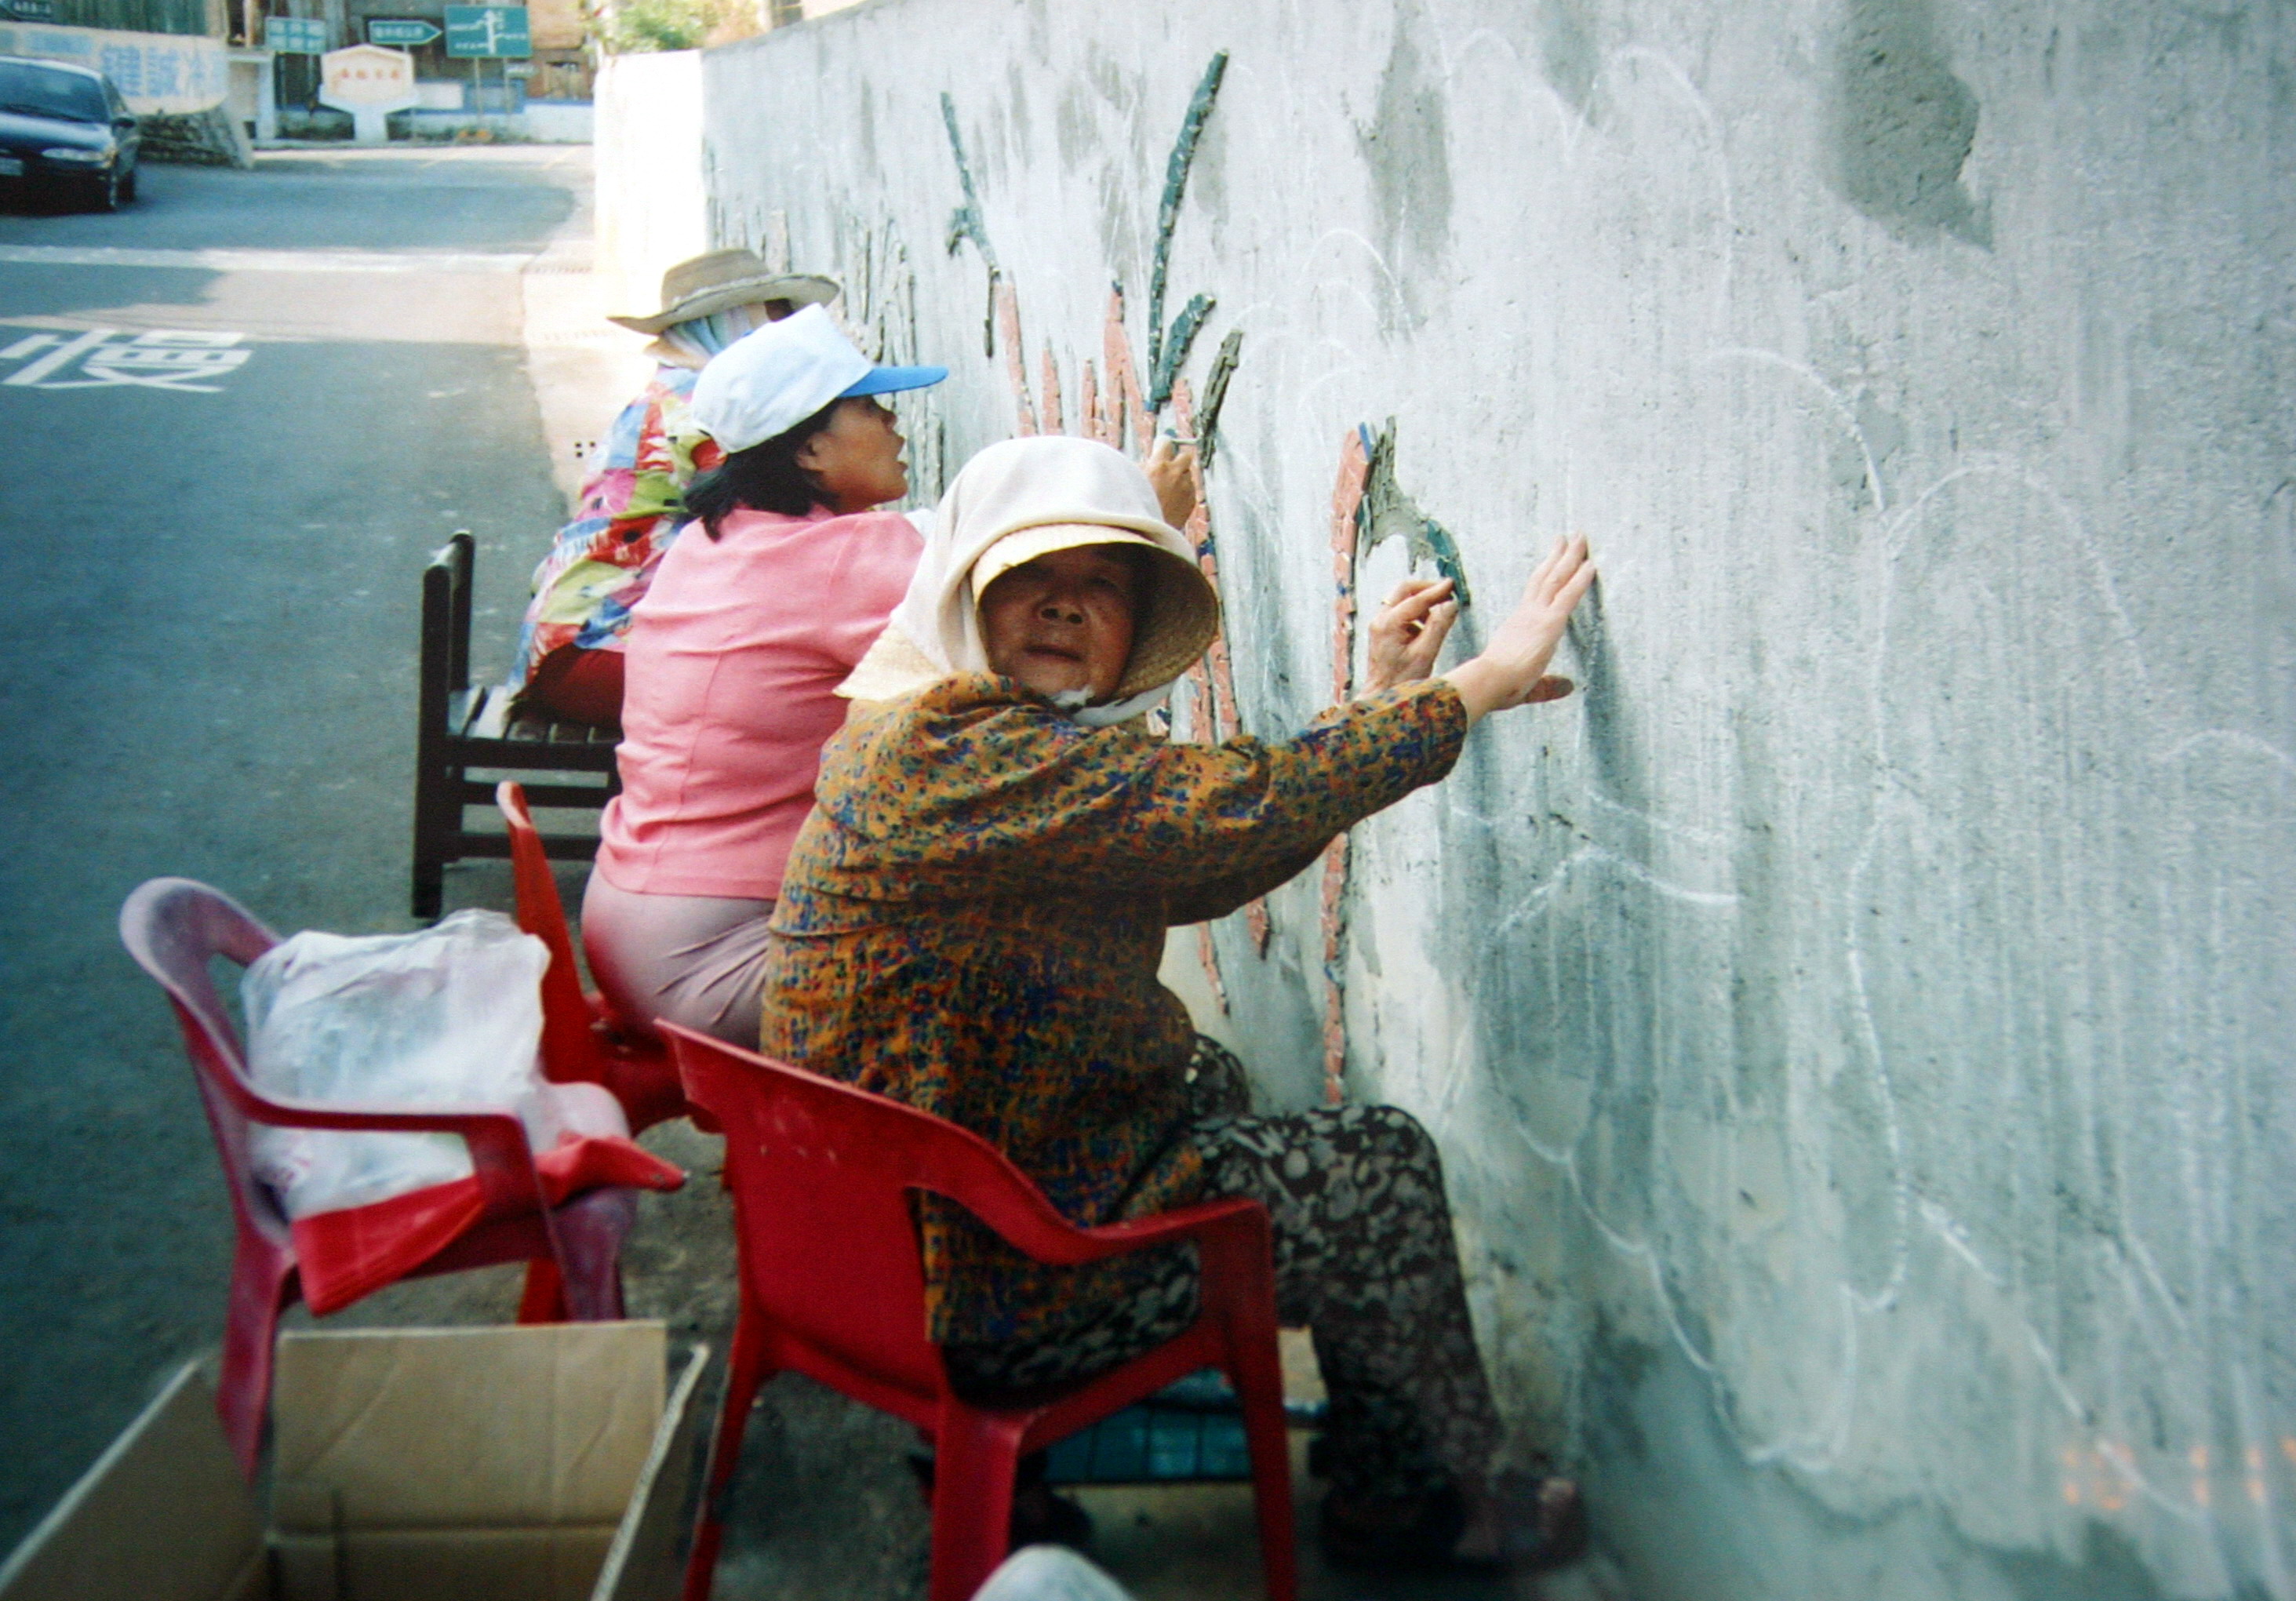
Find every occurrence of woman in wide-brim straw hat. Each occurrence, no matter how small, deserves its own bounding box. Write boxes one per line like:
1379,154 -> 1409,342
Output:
506,249 -> 840,726
758,433 -> 1599,1572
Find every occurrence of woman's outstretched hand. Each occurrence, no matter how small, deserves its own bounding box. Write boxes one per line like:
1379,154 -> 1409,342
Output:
1363,576 -> 1461,694
1442,535 -> 1596,723
1144,437 -> 1199,529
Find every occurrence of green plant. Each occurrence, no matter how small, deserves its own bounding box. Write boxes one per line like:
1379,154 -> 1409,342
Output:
588,0 -> 729,53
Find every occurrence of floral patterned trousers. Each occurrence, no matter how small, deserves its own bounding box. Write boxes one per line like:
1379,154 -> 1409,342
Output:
943,1042 -> 1502,1503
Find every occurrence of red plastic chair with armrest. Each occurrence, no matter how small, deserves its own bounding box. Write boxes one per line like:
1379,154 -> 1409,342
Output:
118,876 -> 642,1479
664,1023 -> 1297,1601
497,779 -> 699,1133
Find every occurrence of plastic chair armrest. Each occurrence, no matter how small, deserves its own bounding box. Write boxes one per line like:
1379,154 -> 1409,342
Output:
213,1086 -> 548,1219
1002,1195 -> 1269,1268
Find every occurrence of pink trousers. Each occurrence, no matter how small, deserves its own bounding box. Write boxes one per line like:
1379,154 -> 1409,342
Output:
580,868 -> 777,1046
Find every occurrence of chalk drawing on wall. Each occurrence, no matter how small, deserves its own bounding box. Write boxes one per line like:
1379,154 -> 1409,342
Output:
1319,421 -> 1478,1102
698,6 -> 2296,1587
938,51 -> 1258,1011
1144,51 -> 1227,409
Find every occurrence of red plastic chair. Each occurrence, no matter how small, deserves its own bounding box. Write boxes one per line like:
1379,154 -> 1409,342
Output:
119,876 -> 642,1479
665,1024 -> 1297,1601
497,780 -> 697,1133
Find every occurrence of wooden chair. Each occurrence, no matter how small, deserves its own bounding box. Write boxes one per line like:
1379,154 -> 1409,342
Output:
412,531 -> 621,920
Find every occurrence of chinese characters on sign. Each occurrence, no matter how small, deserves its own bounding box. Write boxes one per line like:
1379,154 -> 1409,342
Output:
442,5 -> 529,58
0,328 -> 253,393
265,15 -> 328,53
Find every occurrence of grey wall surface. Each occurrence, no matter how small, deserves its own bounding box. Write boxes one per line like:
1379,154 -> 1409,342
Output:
688,3 -> 2296,1595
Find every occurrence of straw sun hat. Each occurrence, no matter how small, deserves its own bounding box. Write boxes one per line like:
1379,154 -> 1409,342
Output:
839,436 -> 1219,722
607,249 -> 839,336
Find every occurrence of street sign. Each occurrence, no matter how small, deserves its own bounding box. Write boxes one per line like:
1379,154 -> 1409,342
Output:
319,43 -> 416,104
442,5 -> 529,58
318,43 -> 417,142
265,15 -> 329,53
366,17 -> 441,45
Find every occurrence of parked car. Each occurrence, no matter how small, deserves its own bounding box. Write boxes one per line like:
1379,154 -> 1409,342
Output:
0,55 -> 139,211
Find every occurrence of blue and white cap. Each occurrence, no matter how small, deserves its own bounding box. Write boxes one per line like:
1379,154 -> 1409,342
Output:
690,303 -> 947,453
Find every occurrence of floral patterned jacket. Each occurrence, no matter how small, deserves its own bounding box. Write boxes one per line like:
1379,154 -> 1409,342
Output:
508,362 -> 722,693
757,671 -> 1468,1345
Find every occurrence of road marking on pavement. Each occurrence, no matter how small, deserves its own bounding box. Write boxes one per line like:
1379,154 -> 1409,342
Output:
0,244 -> 537,275
1,326 -> 252,392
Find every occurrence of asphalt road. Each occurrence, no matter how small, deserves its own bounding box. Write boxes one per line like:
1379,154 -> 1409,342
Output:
0,147 -> 589,1545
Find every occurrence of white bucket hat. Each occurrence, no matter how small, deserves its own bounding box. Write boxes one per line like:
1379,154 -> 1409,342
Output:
690,304 -> 948,454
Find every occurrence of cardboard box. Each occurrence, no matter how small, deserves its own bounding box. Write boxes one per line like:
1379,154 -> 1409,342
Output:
0,1323 -> 711,1601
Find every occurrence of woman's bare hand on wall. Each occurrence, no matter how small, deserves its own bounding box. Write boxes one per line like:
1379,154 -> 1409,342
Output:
1363,576 -> 1461,694
1442,535 -> 1596,723
1144,437 -> 1199,529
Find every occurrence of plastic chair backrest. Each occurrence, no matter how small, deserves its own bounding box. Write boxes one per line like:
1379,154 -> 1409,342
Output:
497,780 -> 607,1086
118,878 -> 287,1246
120,877 -> 549,1227
668,1026 -> 1126,1399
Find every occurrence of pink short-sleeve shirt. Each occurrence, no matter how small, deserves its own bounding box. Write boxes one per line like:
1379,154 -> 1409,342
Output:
595,505 -> 922,901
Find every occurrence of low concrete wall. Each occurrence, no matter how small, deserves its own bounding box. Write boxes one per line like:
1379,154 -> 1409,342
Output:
520,100 -> 593,143
388,102 -> 595,144
674,4 -> 2296,1597
592,50 -> 707,318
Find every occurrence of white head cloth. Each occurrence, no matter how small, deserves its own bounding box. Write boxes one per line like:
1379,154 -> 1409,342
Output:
840,436 -> 1213,728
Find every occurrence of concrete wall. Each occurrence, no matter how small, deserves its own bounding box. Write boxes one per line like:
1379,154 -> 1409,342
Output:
675,3 -> 2296,1596
593,49 -> 708,317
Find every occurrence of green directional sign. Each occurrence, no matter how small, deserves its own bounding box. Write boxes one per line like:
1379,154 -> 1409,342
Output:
266,15 -> 329,53
442,4 -> 529,57
367,17 -> 441,45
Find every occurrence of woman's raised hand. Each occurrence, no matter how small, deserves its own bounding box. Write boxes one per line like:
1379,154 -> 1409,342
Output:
1363,576 -> 1461,693
1442,535 -> 1596,723
1144,437 -> 1199,529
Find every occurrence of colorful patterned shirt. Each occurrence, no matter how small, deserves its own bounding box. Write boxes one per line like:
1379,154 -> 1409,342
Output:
508,362 -> 723,693
757,673 -> 1468,1344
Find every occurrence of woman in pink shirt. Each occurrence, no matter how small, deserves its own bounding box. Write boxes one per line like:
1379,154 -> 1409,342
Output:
583,306 -> 947,1042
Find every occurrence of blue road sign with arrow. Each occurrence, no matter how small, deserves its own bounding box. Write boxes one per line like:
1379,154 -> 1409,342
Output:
367,17 -> 442,45
442,5 -> 529,57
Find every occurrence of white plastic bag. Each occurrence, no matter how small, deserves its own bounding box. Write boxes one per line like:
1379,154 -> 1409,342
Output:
973,1549 -> 1135,1601
241,909 -> 555,1220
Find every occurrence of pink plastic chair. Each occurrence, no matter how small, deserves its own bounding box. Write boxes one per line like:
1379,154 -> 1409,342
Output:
496,780 -> 698,1133
118,876 -> 641,1479
665,1024 -> 1297,1601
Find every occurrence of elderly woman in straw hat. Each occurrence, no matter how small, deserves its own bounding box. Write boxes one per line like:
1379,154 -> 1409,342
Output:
507,249 -> 839,726
759,434 -> 1597,1570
